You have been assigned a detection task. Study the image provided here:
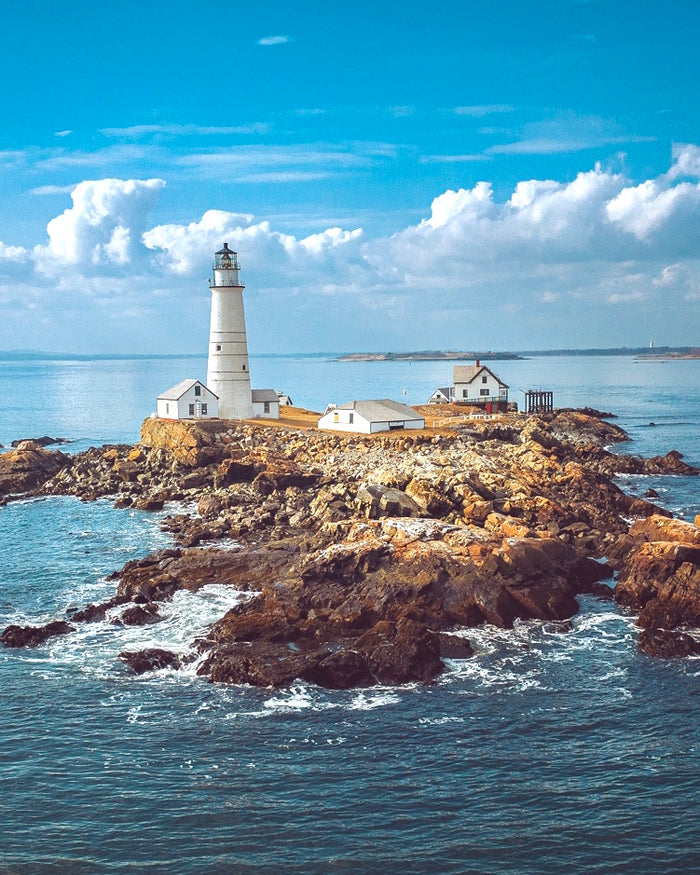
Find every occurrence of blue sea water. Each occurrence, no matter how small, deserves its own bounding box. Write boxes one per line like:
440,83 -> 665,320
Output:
1,354 -> 699,874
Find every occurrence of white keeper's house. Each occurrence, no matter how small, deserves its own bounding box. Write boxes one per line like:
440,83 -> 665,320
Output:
156,379 -> 219,420
318,399 -> 425,434
428,360 -> 510,413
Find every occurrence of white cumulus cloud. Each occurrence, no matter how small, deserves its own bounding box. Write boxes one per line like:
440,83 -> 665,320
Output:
36,178 -> 165,269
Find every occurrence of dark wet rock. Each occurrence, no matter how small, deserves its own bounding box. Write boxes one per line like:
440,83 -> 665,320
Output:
580,580 -> 615,600
119,648 -> 181,673
1,619 -> 75,647
637,629 -> 700,658
300,649 -> 375,689
437,633 -> 475,659
114,603 -> 162,626
354,618 -> 442,685
134,494 -> 165,511
67,599 -> 123,622
10,435 -> 70,447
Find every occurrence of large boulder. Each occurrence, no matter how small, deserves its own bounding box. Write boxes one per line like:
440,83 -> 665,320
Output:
0,444 -> 69,497
615,515 -> 700,656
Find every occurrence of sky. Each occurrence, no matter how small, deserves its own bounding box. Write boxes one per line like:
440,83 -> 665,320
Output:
1,0 -> 699,354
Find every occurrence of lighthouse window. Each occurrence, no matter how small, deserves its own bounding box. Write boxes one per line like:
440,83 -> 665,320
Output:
216,344 -> 221,351
242,364 -> 246,371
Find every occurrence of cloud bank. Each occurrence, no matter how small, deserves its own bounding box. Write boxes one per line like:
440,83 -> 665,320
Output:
1,146 -> 698,353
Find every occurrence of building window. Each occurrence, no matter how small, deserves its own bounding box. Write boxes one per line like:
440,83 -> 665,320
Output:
194,384 -> 201,396
263,401 -> 270,413
462,389 -> 468,398
188,403 -> 195,415
480,389 -> 489,396
482,375 -> 488,383
349,413 -> 354,424
333,412 -> 339,422
201,404 -> 208,415
165,402 -> 170,415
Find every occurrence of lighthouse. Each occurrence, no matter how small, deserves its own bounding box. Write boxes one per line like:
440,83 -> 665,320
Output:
206,243 -> 253,420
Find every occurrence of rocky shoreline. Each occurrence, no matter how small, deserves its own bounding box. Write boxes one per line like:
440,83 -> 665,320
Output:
1,406 -> 699,687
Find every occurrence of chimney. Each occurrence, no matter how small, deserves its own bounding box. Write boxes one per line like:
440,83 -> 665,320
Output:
476,358 -> 480,367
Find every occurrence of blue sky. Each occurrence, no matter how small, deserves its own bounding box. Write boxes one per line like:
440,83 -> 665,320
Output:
1,0 -> 698,353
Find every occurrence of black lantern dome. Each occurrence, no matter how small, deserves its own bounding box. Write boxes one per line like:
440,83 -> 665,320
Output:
214,242 -> 239,270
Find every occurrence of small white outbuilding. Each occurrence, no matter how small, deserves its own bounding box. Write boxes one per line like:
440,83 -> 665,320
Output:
318,399 -> 425,434
157,379 -> 219,420
251,388 -> 280,419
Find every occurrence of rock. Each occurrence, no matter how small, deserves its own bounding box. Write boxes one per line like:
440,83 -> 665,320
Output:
301,649 -> 375,689
637,629 -> 700,658
615,516 -> 700,657
0,445 -> 69,496
356,482 -> 422,519
437,633 -> 475,658
354,618 -> 443,685
134,495 -> 165,511
643,451 -> 699,476
1,620 -> 75,647
214,456 -> 259,487
68,599 -> 123,622
119,648 -> 181,673
627,514 -> 700,546
198,494 -> 224,520
10,435 -> 70,447
114,604 -> 162,626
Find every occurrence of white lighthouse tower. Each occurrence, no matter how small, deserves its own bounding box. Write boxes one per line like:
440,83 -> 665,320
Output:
206,243 -> 253,420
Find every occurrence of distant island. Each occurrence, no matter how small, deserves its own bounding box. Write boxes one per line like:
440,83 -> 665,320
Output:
335,350 -> 525,362
334,347 -> 700,362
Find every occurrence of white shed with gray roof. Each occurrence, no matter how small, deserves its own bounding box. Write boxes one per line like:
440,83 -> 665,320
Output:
157,379 -> 219,420
318,399 -> 424,434
251,388 -> 280,419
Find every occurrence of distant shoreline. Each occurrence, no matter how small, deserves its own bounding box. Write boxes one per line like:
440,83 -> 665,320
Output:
0,346 -> 697,363
334,347 -> 700,363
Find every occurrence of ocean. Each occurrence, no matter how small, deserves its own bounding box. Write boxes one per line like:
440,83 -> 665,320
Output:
1,353 -> 699,874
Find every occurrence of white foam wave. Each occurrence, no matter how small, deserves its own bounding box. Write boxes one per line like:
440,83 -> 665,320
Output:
347,690 -> 402,710
28,584 -> 253,681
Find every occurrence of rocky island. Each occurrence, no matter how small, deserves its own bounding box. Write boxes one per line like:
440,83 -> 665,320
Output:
1,406 -> 699,687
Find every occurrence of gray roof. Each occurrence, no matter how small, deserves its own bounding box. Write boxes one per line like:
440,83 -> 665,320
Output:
431,387 -> 452,397
453,364 -> 509,389
333,399 -> 424,422
251,388 -> 279,403
157,379 -> 218,401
